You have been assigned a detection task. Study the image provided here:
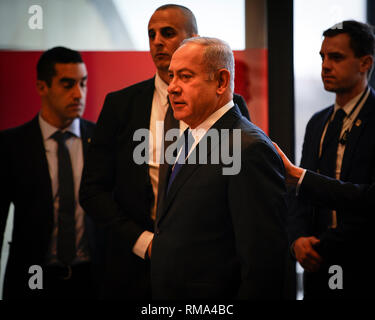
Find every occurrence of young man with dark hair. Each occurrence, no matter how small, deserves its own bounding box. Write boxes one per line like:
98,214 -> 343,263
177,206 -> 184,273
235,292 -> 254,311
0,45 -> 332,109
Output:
289,20 -> 375,299
0,46 -> 102,299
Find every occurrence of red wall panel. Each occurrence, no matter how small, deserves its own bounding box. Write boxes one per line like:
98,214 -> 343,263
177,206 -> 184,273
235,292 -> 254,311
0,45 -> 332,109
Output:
0,50 -> 267,132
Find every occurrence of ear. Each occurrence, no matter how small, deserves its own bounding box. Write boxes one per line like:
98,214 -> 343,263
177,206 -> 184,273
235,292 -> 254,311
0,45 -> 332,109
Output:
216,69 -> 231,95
36,80 -> 48,96
359,55 -> 373,74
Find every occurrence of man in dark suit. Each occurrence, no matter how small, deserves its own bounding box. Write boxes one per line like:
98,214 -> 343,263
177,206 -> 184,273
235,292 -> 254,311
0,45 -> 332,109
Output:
288,20 -> 375,299
150,36 -> 288,299
0,47 -> 102,299
79,4 -> 250,299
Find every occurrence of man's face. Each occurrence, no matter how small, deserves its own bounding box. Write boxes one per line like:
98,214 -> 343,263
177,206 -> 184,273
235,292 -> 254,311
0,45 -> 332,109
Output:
168,43 -> 219,128
148,8 -> 190,74
39,62 -> 87,123
320,33 -> 366,93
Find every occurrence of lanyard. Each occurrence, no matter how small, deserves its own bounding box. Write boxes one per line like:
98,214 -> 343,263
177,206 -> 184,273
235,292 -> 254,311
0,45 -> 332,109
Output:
339,86 -> 369,145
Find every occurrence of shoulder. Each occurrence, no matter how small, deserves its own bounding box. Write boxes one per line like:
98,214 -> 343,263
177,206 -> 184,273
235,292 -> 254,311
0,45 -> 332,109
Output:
309,105 -> 332,123
106,77 -> 155,101
233,117 -> 271,148
99,77 -> 155,121
102,78 -> 155,118
0,117 -> 37,142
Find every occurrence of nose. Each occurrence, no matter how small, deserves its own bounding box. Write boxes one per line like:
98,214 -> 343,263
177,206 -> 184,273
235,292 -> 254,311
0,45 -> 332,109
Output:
322,57 -> 331,73
153,32 -> 164,47
73,83 -> 85,100
168,76 -> 181,95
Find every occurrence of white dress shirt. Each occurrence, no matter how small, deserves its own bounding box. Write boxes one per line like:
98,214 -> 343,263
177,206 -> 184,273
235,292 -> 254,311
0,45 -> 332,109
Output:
133,73 -> 185,259
39,114 -> 90,265
297,87 -> 369,227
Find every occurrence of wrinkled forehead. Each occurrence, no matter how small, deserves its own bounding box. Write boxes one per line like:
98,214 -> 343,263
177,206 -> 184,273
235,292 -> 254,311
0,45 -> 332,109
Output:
170,43 -> 205,69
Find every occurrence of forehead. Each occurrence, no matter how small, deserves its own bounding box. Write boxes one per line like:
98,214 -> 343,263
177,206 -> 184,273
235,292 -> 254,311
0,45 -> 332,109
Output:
321,33 -> 353,54
148,8 -> 187,31
53,62 -> 87,79
170,43 -> 204,70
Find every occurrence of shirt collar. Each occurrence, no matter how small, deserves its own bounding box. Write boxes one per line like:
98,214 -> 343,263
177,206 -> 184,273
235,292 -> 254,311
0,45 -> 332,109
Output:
38,113 -> 81,141
334,87 -> 369,116
154,72 -> 169,107
190,100 -> 234,143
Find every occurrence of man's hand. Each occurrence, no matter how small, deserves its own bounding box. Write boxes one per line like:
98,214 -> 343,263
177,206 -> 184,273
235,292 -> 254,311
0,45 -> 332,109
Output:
293,236 -> 322,272
272,142 -> 304,186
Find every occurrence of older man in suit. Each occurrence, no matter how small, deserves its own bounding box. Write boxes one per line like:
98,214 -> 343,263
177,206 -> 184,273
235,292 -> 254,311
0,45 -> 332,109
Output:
79,4 -> 250,299
0,47 -> 102,299
288,20 -> 375,299
150,37 -> 288,299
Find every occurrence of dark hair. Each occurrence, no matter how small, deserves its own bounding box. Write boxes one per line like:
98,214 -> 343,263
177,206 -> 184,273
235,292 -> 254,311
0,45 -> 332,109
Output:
37,46 -> 83,87
323,20 -> 375,58
155,4 -> 198,36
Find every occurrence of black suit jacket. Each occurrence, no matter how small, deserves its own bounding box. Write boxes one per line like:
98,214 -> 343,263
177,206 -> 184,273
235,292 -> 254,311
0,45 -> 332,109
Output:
288,87 -> 375,299
79,77 -> 250,299
0,116 -> 100,299
151,105 -> 288,299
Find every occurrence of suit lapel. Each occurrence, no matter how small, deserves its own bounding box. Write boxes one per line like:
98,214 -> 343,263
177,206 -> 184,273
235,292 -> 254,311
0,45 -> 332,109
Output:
310,107 -> 333,170
156,105 -> 242,227
133,78 -> 155,181
27,116 -> 54,248
340,88 -> 375,180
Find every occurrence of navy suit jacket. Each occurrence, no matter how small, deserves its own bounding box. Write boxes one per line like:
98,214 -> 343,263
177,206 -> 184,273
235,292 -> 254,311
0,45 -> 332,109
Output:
79,77 -> 251,299
288,87 -> 375,298
152,105 -> 288,299
0,116 -> 101,299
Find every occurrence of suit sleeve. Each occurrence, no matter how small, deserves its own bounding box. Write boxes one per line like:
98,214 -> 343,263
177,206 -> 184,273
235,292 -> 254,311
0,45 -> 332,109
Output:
300,170 -> 374,213
228,139 -> 288,299
79,93 -> 145,253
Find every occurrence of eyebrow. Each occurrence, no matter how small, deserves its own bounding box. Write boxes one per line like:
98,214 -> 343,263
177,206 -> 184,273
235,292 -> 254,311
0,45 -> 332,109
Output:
59,75 -> 88,83
169,68 -> 194,74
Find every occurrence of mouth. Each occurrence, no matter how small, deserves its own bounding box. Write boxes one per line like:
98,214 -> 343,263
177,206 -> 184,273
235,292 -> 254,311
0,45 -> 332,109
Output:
322,75 -> 335,81
67,103 -> 82,110
171,101 -> 186,109
154,53 -> 169,59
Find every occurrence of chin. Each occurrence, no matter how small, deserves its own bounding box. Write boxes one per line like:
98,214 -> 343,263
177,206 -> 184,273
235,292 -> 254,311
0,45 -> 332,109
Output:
155,60 -> 170,72
68,113 -> 82,120
324,86 -> 339,93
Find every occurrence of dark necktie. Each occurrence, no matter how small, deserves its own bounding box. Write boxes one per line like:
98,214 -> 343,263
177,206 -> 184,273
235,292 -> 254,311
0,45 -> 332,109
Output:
163,104 -> 179,151
157,104 -> 179,196
166,128 -> 194,194
51,131 -> 76,265
318,108 -> 346,178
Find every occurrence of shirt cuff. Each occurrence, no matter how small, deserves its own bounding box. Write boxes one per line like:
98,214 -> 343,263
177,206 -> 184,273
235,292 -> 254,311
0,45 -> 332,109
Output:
132,231 -> 154,259
295,169 -> 307,196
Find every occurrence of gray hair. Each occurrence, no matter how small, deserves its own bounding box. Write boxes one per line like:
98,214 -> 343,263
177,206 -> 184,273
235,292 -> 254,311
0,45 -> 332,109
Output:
181,37 -> 235,91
